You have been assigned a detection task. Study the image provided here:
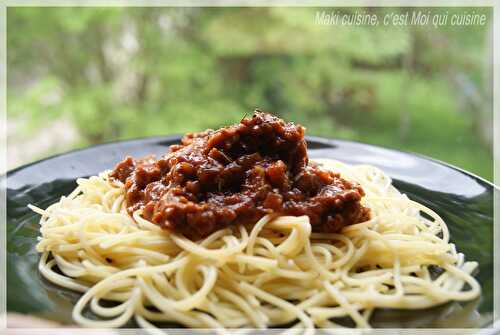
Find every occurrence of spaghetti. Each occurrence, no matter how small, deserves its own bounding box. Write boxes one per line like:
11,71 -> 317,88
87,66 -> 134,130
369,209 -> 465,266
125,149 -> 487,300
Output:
31,158 -> 481,330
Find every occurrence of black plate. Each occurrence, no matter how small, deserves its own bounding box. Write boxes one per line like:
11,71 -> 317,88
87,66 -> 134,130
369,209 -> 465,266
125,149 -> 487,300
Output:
5,136 -> 496,329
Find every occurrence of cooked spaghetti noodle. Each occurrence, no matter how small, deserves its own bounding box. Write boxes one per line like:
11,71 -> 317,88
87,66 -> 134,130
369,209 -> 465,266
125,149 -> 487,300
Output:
30,159 -> 480,330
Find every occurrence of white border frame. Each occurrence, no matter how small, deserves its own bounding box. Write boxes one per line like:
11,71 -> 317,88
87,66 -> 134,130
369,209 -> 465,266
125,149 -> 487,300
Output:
1,1 -> 498,334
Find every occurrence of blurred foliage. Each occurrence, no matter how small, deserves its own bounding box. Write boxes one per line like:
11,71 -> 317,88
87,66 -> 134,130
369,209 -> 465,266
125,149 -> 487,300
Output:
7,7 -> 493,180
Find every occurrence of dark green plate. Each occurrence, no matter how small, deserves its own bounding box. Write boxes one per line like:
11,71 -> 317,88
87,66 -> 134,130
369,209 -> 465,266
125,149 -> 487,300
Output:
5,136 -> 497,330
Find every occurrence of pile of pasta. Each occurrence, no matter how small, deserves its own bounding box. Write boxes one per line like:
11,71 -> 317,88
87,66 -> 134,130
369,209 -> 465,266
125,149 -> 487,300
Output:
31,159 -> 480,331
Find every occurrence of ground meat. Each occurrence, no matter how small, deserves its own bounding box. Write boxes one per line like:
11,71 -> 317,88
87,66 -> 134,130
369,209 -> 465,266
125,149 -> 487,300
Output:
110,111 -> 370,238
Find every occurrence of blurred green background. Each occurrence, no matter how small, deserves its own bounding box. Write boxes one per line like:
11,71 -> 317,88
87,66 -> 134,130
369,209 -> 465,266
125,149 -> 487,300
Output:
7,7 -> 493,180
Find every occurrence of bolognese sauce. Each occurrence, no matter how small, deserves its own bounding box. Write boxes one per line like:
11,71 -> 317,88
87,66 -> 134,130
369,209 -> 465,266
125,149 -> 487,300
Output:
111,111 -> 370,238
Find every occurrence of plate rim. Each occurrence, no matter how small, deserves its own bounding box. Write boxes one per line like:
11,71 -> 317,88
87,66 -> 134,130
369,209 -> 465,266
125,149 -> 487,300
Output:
4,135 -> 498,331
4,135 -> 498,192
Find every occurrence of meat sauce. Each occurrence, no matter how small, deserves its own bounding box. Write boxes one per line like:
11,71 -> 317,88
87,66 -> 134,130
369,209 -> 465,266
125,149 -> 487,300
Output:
110,111 -> 370,238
